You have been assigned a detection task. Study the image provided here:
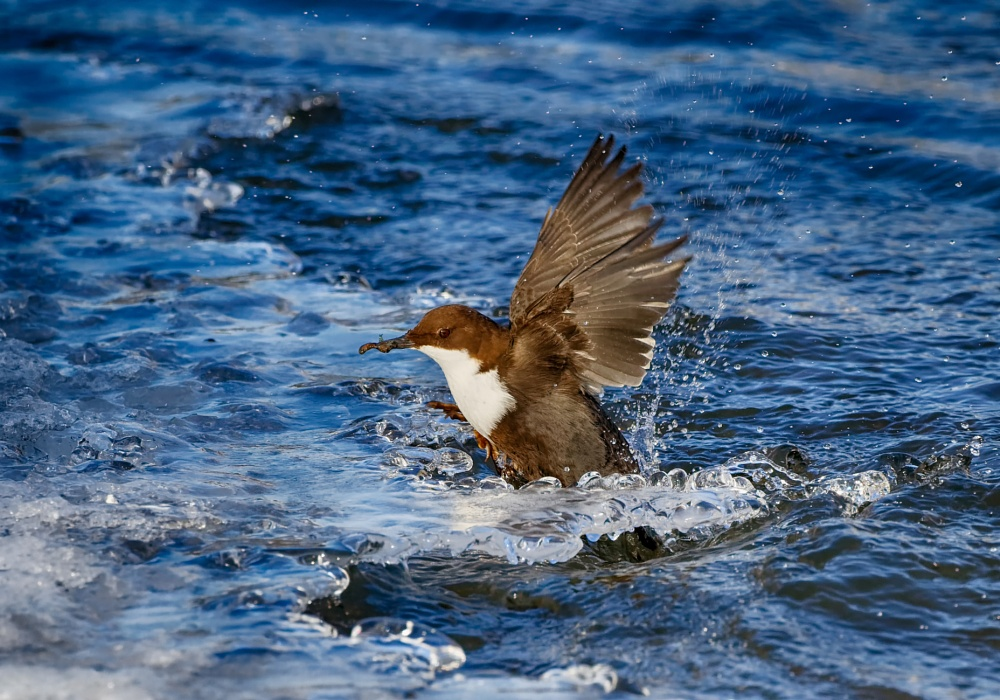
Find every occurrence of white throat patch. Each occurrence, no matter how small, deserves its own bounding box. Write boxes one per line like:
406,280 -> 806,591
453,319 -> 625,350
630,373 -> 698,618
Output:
417,346 -> 515,437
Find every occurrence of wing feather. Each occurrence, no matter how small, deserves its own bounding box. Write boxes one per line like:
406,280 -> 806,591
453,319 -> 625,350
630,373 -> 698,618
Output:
509,134 -> 689,392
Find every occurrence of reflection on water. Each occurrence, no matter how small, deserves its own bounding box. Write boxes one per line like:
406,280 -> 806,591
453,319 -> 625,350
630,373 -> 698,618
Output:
1,0 -> 999,697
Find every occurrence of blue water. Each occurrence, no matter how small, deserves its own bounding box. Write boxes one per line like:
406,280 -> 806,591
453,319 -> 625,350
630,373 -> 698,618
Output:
2,1 -> 999,697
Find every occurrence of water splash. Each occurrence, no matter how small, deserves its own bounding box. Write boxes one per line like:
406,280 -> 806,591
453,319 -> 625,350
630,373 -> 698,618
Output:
348,618 -> 466,676
322,434 -> 953,569
332,458 -> 773,566
809,471 -> 894,515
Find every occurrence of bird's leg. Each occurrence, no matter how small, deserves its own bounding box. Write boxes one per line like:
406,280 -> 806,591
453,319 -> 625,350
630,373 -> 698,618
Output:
426,400 -> 466,422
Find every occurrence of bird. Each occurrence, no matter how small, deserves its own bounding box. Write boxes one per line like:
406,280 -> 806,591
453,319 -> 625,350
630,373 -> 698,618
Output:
359,134 -> 688,487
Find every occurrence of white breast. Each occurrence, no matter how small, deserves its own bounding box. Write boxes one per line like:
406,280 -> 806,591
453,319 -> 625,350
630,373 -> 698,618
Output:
417,346 -> 515,437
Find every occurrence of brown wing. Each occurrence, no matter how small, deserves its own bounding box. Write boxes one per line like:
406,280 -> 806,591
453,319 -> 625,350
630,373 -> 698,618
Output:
508,134 -> 688,391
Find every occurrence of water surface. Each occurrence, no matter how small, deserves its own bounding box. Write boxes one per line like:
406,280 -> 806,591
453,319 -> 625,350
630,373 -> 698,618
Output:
1,1 -> 999,698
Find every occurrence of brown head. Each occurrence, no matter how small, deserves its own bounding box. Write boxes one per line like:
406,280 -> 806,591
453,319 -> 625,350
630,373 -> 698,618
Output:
359,304 -> 509,368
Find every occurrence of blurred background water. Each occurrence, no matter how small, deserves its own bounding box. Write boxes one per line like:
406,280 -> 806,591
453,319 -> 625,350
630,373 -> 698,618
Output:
1,0 -> 998,697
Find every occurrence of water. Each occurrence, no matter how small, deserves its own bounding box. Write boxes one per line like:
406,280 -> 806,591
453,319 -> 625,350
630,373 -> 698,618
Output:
1,0 -> 998,697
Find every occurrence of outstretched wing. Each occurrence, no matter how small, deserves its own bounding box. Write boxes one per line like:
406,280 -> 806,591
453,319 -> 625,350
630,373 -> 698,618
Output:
508,134 -> 688,391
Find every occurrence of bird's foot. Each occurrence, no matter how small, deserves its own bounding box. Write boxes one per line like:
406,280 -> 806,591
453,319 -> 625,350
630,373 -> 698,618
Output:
474,430 -> 499,462
427,400 -> 466,422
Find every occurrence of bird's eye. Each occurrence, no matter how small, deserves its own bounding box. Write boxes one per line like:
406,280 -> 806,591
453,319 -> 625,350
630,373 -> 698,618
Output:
438,328 -> 451,339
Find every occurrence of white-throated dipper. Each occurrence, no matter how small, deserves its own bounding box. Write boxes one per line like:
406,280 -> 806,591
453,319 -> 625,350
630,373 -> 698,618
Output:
359,134 -> 688,486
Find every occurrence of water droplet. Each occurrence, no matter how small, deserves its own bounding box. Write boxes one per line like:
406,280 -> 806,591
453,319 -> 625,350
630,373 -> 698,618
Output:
955,181 -> 963,187
941,76 -> 948,81
969,436 -> 983,457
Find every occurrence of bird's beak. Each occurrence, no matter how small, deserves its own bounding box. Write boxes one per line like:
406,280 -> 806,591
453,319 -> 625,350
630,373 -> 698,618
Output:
359,333 -> 414,355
